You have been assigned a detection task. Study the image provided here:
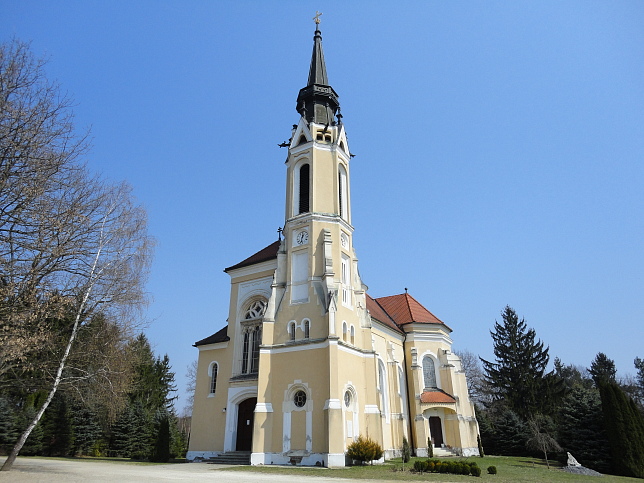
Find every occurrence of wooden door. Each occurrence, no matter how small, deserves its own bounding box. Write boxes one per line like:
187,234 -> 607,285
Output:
429,416 -> 444,447
235,397 -> 256,451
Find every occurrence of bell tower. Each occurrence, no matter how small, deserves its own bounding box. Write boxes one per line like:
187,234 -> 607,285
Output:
253,16 -> 379,467
280,17 -> 356,316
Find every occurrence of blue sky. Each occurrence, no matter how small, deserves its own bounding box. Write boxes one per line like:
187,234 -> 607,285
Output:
5,1 -> 643,409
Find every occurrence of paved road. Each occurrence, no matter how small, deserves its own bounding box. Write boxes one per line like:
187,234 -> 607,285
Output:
0,457 -> 396,483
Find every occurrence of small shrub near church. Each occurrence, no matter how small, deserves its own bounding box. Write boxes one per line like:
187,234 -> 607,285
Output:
488,465 -> 497,474
413,459 -> 481,477
401,436 -> 410,463
347,435 -> 383,465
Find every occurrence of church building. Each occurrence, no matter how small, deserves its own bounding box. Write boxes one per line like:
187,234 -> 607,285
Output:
187,19 -> 480,466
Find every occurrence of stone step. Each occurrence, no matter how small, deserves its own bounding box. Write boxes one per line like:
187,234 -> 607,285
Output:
207,452 -> 251,465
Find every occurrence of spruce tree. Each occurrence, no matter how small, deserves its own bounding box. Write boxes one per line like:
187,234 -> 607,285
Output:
599,381 -> 644,478
476,405 -> 497,455
72,406 -> 102,456
0,397 -> 17,453
129,401 -> 153,460
16,406 -> 43,456
558,386 -> 610,473
634,357 -> 644,405
588,353 -> 616,387
480,306 -> 562,417
41,395 -> 74,456
110,404 -> 135,457
493,407 -> 528,456
151,411 -> 171,462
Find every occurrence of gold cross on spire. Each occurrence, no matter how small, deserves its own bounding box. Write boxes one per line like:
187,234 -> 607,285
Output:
313,11 -> 322,25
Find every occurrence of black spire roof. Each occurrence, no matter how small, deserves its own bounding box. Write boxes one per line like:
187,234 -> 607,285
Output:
296,23 -> 340,125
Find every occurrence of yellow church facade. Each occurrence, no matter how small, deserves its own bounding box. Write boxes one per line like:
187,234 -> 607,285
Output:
188,22 -> 480,467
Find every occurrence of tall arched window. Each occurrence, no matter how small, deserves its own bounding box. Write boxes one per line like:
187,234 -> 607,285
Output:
350,325 -> 355,345
289,321 -> 296,341
378,359 -> 389,420
422,355 -> 438,389
298,164 -> 310,214
338,165 -> 348,220
240,299 -> 266,375
303,319 -> 310,339
342,321 -> 348,342
209,362 -> 218,395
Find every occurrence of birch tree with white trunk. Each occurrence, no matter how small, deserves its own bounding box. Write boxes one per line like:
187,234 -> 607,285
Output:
0,39 -> 153,471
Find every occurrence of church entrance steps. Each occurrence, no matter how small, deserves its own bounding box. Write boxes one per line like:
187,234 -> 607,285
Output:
207,451 -> 251,465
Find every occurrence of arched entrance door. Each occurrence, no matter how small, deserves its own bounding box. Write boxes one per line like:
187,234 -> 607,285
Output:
235,397 -> 256,451
429,416 -> 444,447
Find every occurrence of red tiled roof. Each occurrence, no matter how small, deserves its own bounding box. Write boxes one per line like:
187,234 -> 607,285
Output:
420,390 -> 456,404
374,293 -> 444,327
224,240 -> 281,272
366,294 -> 402,333
194,326 -> 229,347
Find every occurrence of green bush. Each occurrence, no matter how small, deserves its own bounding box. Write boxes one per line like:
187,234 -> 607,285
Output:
471,465 -> 482,477
427,437 -> 434,458
413,460 -> 425,473
487,465 -> 497,474
401,436 -> 410,463
347,435 -> 383,465
461,463 -> 471,475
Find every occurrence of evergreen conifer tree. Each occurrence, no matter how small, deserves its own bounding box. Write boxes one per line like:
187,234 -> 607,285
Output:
152,411 -> 171,462
588,353 -> 616,387
129,400 -> 153,460
72,406 -> 102,456
0,397 -> 17,453
599,381 -> 644,478
559,386 -> 610,472
475,404 -> 497,455
17,406 -> 43,456
41,395 -> 73,456
480,306 -> 563,417
110,404 -> 134,457
493,407 -> 528,456
633,357 -> 644,405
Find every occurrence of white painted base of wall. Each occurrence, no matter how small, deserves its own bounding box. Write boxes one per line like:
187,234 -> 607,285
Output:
414,447 -> 480,458
461,447 -> 480,457
251,452 -> 346,467
384,449 -> 398,460
186,451 -> 220,462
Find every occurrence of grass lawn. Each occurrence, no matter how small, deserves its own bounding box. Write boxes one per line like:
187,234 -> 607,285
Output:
219,455 -> 642,482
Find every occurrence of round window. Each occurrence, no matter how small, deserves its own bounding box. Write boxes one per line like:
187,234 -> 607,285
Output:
294,390 -> 307,408
344,390 -> 351,408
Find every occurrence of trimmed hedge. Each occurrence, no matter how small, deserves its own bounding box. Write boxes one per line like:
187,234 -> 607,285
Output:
412,459 -> 481,477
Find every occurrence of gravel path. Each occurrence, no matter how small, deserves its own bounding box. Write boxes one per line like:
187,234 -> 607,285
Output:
0,457 -> 390,483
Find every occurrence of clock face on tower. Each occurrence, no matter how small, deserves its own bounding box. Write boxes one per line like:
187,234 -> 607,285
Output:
296,230 -> 309,245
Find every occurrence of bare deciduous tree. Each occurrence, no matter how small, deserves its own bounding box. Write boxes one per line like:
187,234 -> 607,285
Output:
184,359 -> 198,415
0,39 -> 153,471
526,414 -> 562,469
454,349 -> 488,405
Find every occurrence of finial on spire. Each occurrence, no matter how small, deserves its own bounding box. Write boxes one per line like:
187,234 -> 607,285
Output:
296,12 -> 340,124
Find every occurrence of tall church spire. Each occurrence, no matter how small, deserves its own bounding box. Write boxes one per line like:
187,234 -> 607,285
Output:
296,14 -> 340,125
